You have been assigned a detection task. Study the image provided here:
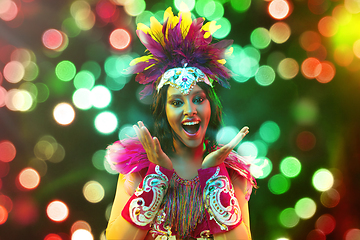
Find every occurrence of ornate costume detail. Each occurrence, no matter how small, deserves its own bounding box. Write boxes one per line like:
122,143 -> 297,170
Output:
203,166 -> 242,231
129,7 -> 233,97
129,165 -> 170,226
157,64 -> 212,95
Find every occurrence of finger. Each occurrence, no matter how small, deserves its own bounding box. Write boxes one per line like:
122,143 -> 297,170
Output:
140,125 -> 155,149
227,126 -> 249,150
153,137 -> 162,154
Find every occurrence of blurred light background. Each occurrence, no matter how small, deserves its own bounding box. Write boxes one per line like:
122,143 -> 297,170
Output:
0,0 -> 360,239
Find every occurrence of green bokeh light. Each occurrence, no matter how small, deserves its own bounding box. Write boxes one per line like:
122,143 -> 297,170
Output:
253,140 -> 268,157
237,141 -> 258,158
92,150 -> 106,171
295,197 -> 316,219
292,98 -> 318,125
23,62 -> 39,81
35,83 -> 50,103
104,55 -> 133,78
81,61 -> 101,80
204,1 -> 224,21
73,70 -> 95,89
280,156 -> 301,178
251,27 -> 271,49
212,17 -> 231,39
105,76 -> 126,91
55,60 -> 76,82
118,124 -> 137,140
312,168 -> 334,192
252,157 -> 272,179
174,0 -> 195,11
255,65 -> 276,86
279,208 -> 300,228
62,17 -> 81,38
230,0 -> 251,12
135,10 -> 154,26
268,174 -> 290,195
72,88 -> 92,110
195,0 -> 212,17
94,111 -> 118,134
259,121 -> 280,143
90,85 -> 112,109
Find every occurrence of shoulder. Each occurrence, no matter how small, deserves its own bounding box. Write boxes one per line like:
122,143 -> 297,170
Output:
106,137 -> 150,175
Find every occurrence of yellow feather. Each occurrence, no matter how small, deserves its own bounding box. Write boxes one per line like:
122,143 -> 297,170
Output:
202,21 -> 221,38
150,16 -> 165,45
178,3 -> 192,38
218,59 -> 226,65
130,55 -> 153,66
163,7 -> 174,22
137,23 -> 150,34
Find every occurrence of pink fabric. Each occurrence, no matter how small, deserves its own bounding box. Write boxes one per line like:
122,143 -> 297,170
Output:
106,138 -> 257,196
121,162 -> 174,230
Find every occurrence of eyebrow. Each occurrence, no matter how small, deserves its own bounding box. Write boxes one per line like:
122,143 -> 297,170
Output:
167,90 -> 205,99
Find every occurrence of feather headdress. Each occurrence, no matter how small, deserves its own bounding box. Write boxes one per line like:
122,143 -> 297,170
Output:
130,7 -> 233,97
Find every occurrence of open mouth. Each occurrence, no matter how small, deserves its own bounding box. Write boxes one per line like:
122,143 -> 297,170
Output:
182,121 -> 200,135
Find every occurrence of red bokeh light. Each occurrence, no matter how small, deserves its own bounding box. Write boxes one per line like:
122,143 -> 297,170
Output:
0,140 -> 16,163
109,28 -> 131,50
301,57 -> 322,79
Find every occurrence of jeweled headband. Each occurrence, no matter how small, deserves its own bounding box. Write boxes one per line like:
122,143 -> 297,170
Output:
129,6 -> 233,97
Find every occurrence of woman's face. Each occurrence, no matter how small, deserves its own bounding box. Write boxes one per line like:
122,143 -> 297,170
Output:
165,84 -> 211,149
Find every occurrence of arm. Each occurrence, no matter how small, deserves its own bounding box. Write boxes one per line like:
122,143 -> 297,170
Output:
106,173 -> 148,240
213,172 -> 252,240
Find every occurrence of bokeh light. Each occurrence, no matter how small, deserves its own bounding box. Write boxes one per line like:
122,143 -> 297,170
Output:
268,0 -> 290,20
277,58 -> 299,80
53,102 -> 76,125
175,0 -> 195,12
299,31 -> 322,52
73,88 -> 92,110
279,208 -> 299,228
92,150 -> 106,171
83,180 -> 105,203
251,27 -> 271,49
307,229 -> 326,240
237,141 -> 258,158
72,229 -> 94,240
118,124 -> 136,140
318,16 -> 338,37
251,157 -> 272,179
3,61 -> 24,83
44,233 -> 62,240
71,220 -> 92,235
296,131 -> 316,151
259,121 -> 280,143
212,17 -> 231,39
90,85 -> 111,109
18,168 -> 41,190
0,205 -> 8,225
270,22 -> 291,44
109,29 -> 131,50
315,214 -> 336,235
94,111 -> 118,134
55,60 -> 76,82
47,200 -> 69,222
0,0 -> 18,21
344,228 -> 360,240
255,65 -> 276,86
301,57 -> 322,79
320,188 -> 340,208
268,174 -> 290,195
280,156 -> 301,178
42,29 -> 68,51
74,70 -> 95,90
123,0 -> 146,17
295,197 -> 316,219
0,140 -> 16,162
216,126 -> 239,145
292,98 -> 318,125
230,0 -> 251,12
312,168 -> 334,192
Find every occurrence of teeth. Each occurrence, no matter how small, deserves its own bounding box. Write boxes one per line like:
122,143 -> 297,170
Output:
182,121 -> 199,126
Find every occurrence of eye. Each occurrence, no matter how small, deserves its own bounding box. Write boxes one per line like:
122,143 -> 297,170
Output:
170,100 -> 183,107
193,96 -> 205,104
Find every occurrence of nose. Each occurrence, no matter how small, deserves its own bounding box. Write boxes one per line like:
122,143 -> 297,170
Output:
183,101 -> 197,116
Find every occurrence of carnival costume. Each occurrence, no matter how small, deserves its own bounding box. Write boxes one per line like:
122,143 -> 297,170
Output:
107,6 -> 257,239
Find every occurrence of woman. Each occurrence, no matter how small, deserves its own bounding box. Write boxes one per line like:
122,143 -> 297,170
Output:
106,7 -> 257,240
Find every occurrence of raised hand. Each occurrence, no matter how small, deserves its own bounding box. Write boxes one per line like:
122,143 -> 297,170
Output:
133,121 -> 173,170
202,126 -> 249,169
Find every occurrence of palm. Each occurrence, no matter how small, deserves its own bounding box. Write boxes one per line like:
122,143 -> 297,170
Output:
202,126 -> 249,169
133,121 -> 173,170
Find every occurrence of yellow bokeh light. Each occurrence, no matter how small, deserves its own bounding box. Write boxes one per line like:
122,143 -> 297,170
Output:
83,181 -> 105,203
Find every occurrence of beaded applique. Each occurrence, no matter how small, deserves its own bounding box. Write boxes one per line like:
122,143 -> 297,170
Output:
203,167 -> 242,230
129,165 -> 170,226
